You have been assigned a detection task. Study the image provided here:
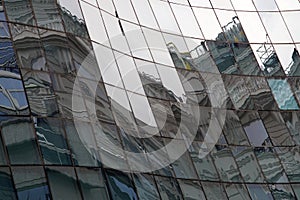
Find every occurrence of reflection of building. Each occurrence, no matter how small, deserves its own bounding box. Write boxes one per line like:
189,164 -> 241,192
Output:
1,0 -> 300,199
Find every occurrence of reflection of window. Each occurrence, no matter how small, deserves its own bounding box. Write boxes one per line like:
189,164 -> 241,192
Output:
0,70 -> 28,114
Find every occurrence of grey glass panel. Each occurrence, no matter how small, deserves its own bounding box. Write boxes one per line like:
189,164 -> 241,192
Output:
40,30 -> 74,73
133,173 -> 160,200
269,184 -> 295,200
211,146 -> 243,182
58,0 -> 88,38
77,168 -> 109,200
46,167 -> 82,200
222,110 -> 249,145
202,182 -> 227,200
254,148 -> 288,183
1,117 -> 41,164
4,0 -> 36,25
178,180 -> 206,200
238,111 -> 271,146
148,98 -> 179,138
155,176 -> 182,200
224,183 -> 251,200
22,70 -> 59,117
245,76 -> 277,110
10,24 -> 46,71
232,147 -> 264,183
0,168 -> 17,200
70,36 -> 101,81
207,40 -> 239,74
164,139 -> 197,179
189,142 -> 219,181
35,118 -> 72,165
292,184 -> 300,199
247,184 -> 273,200
31,0 -> 64,31
56,92 -> 89,120
223,75 -> 254,110
276,147 -> 300,182
105,85 -> 139,138
64,120 -> 99,167
143,137 -> 173,177
259,111 -> 294,146
106,170 -> 138,200
93,122 -> 128,171
12,167 -> 50,200
177,69 -> 210,106
281,111 -> 300,145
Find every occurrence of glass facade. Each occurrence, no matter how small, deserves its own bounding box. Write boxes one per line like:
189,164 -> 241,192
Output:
1,0 -> 300,199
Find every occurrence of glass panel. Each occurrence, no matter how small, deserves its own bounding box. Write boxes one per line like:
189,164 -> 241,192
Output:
254,148 -> 288,183
80,1 -> 108,43
211,146 -> 243,182
268,79 -> 299,110
0,168 -> 17,199
269,184 -> 295,200
1,117 -> 41,164
40,30 -> 74,73
35,117 -> 72,165
133,173 -> 160,200
149,0 -> 180,34
259,111 -> 294,146
238,111 -> 271,146
276,147 -> 300,182
223,75 -> 254,110
93,122 -> 128,171
222,110 -> 249,145
155,176 -> 183,200
131,0 -> 158,29
171,4 -> 202,38
202,182 -> 227,200
77,168 -> 109,200
245,76 -> 277,110
193,7 -> 222,40
114,0 -> 138,23
189,141 -> 219,181
31,0 -> 64,31
281,111 -> 300,145
247,184 -> 273,200
106,170 -> 138,200
178,180 -> 206,200
46,167 -> 82,200
64,120 -> 99,167
0,69 -> 29,115
224,184 -> 251,200
12,167 -> 50,200
4,0 -> 36,25
22,70 -> 59,117
10,24 -> 46,71
58,0 -> 88,37
232,147 -> 264,183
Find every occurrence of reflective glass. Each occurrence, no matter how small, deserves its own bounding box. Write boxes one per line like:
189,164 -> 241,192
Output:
1,117 -> 41,164
46,167 -> 82,200
12,167 -> 50,200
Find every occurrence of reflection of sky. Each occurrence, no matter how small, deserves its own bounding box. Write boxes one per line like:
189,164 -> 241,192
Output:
244,120 -> 269,146
57,0 -> 83,19
111,177 -> 137,200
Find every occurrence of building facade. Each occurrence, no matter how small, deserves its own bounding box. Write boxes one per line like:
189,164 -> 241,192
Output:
0,0 -> 300,199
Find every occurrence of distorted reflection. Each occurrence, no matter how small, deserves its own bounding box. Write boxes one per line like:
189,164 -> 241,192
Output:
0,69 -> 29,115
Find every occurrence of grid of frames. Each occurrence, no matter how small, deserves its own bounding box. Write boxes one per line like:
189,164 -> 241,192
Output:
0,0 -> 299,199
